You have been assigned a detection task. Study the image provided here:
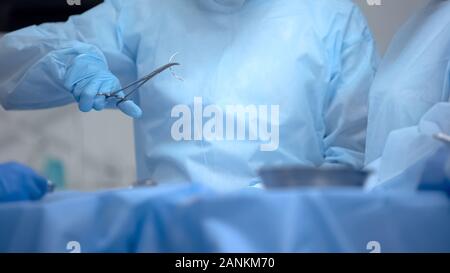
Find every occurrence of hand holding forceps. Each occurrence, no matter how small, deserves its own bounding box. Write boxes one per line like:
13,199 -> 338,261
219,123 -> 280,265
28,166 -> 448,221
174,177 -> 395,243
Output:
97,55 -> 181,106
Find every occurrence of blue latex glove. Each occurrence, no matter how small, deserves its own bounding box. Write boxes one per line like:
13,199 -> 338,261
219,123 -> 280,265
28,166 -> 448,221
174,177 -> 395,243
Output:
0,162 -> 48,202
64,54 -> 142,118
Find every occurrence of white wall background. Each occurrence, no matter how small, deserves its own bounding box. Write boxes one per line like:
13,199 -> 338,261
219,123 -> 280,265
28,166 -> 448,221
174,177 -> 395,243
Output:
0,0 -> 431,190
0,105 -> 136,190
354,0 -> 429,54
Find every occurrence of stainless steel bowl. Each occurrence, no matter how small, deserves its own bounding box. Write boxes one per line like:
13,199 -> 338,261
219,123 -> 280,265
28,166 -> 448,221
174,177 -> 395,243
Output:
259,166 -> 369,189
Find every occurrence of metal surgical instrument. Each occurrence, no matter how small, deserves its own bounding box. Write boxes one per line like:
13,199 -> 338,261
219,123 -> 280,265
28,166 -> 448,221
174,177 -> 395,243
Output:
434,133 -> 450,146
97,54 -> 181,105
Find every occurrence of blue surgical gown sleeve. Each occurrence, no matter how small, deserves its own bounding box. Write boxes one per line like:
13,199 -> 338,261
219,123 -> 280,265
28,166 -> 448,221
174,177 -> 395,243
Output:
322,6 -> 379,169
366,102 -> 450,190
0,0 -> 135,110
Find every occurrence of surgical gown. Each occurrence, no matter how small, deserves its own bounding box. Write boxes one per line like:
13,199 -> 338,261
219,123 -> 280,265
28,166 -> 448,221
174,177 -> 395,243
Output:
364,0 -> 450,190
366,0 -> 450,165
0,0 -> 378,190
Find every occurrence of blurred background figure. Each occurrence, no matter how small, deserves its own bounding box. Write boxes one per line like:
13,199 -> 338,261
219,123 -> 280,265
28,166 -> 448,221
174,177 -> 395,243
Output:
366,0 -> 450,165
365,0 -> 450,190
0,0 -> 431,191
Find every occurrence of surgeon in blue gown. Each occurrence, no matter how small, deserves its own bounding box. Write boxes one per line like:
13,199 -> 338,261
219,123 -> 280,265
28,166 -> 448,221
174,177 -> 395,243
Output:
0,0 -> 378,191
365,0 -> 450,190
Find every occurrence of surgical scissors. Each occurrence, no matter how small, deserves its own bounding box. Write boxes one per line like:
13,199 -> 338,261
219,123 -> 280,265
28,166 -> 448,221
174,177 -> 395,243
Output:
97,55 -> 181,105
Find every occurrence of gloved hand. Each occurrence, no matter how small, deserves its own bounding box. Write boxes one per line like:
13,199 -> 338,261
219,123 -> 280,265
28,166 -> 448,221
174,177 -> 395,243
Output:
0,162 -> 48,202
64,54 -> 142,118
